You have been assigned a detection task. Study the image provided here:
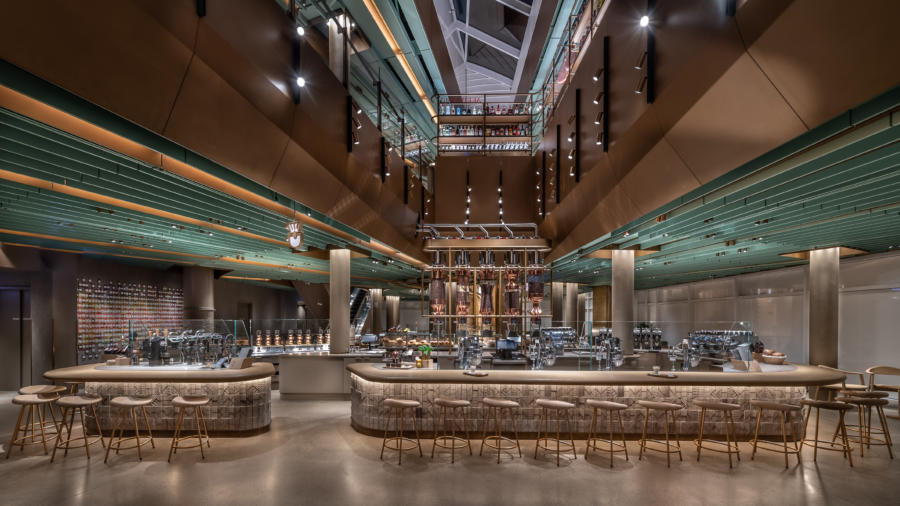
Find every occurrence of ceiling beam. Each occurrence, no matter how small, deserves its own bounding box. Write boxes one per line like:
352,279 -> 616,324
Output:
468,63 -> 514,87
452,20 -> 522,59
494,0 -> 532,16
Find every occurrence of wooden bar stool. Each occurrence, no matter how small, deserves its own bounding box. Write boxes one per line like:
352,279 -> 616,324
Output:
799,399 -> 854,467
380,398 -> 423,465
749,400 -> 802,468
584,399 -> 629,467
6,394 -> 57,457
637,400 -> 683,468
479,397 -> 522,464
534,399 -> 577,467
51,395 -> 105,462
694,400 -> 741,468
167,396 -> 211,462
431,398 -> 472,463
17,385 -> 65,438
104,396 -> 155,463
834,394 -> 893,459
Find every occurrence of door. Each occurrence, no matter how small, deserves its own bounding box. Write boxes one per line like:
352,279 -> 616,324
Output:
0,288 -> 26,390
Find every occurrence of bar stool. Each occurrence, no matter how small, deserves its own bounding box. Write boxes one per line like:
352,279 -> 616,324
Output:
431,398 -> 472,463
749,400 -> 802,468
694,400 -> 741,468
534,399 -> 577,466
479,397 -> 522,464
104,396 -> 155,463
637,400 -> 683,468
380,398 -> 423,465
18,385 -> 65,438
799,399 -> 854,467
6,394 -> 57,457
584,399 -> 629,467
51,395 -> 105,462
835,390 -> 890,450
834,394 -> 893,459
167,396 -> 211,462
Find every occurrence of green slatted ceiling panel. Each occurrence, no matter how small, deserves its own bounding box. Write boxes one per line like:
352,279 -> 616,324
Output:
550,95 -> 900,288
0,108 -> 420,282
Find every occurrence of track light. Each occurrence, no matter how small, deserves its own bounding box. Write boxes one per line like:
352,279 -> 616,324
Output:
567,132 -> 574,143
640,15 -> 650,27
635,75 -> 647,95
295,76 -> 306,87
593,68 -> 604,82
595,132 -> 603,145
569,166 -> 575,177
352,132 -> 359,145
498,197 -> 503,204
352,117 -> 361,130
593,91 -> 604,105
296,25 -> 305,37
634,51 -> 647,70
499,209 -> 503,216
549,149 -> 555,158
567,148 -> 575,160
593,111 -> 604,125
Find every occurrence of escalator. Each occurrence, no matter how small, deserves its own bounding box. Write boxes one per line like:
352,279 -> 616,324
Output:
349,288 -> 370,336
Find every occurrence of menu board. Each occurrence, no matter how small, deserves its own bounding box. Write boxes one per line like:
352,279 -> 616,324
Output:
76,278 -> 183,363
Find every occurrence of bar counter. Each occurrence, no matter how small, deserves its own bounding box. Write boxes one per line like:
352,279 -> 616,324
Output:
45,363 -> 275,435
347,363 -> 845,439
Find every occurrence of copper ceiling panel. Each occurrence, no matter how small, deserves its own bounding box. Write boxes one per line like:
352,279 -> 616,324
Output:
163,57 -> 290,187
269,142 -> 344,214
132,0 -> 199,50
747,0 -> 900,129
193,18 -> 295,134
549,185 -> 643,261
664,53 -> 807,184
0,1 -> 191,134
618,140 -> 701,216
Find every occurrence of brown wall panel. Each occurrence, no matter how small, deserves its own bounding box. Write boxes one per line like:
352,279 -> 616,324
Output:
163,58 -> 291,187
747,0 -> 900,129
133,0 -> 199,50
0,0 -> 192,134
433,156 -> 535,224
663,53 -> 807,184
618,141 -> 701,216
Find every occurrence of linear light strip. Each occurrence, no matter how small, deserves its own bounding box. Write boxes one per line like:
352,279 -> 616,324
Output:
360,0 -> 438,122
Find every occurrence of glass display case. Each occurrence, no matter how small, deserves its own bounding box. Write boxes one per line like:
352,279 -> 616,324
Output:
125,319 -> 247,367
248,319 -> 331,356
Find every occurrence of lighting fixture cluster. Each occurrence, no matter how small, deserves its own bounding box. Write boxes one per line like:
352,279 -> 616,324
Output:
634,15 -> 650,95
593,63 -> 606,149
498,170 -> 504,222
464,170 -> 471,225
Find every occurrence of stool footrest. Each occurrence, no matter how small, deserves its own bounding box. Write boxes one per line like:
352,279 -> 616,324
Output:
383,436 -> 421,453
482,436 -> 519,452
694,439 -> 741,454
433,436 -> 470,451
640,439 -> 682,454
586,438 -> 627,454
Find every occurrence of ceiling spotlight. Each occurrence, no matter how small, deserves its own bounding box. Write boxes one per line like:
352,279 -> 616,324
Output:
593,91 -> 604,105
498,197 -> 503,204
465,208 -> 470,215
537,197 -> 541,202
635,75 -> 647,95
499,209 -> 503,216
296,25 -> 305,37
567,132 -> 575,142
568,167 -> 575,177
593,68 -> 604,82
640,15 -> 650,27
429,161 -> 435,167
593,111 -> 604,125
634,51 -> 647,70
296,76 -> 306,87
385,170 -> 391,176
352,117 -> 361,130
467,196 -> 471,203
549,149 -> 555,158
497,187 -> 502,193
567,148 -> 575,160
426,198 -> 431,203
595,133 -> 603,145
464,219 -> 469,225
352,132 -> 360,145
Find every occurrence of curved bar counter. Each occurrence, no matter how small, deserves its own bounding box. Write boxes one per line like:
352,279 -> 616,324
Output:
347,363 -> 844,439
45,363 -> 275,435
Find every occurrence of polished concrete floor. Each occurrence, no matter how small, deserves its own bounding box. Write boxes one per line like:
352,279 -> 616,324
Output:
0,391 -> 897,506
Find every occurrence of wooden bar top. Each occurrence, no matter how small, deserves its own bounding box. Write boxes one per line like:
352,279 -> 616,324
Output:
346,362 -> 843,387
44,363 -> 275,383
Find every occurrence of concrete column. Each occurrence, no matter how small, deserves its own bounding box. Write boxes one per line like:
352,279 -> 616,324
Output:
551,282 -> 564,326
385,295 -> 400,328
329,249 -> 351,354
369,288 -> 385,333
809,248 -> 840,367
183,266 -> 214,325
564,282 -> 578,329
612,250 -> 635,354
